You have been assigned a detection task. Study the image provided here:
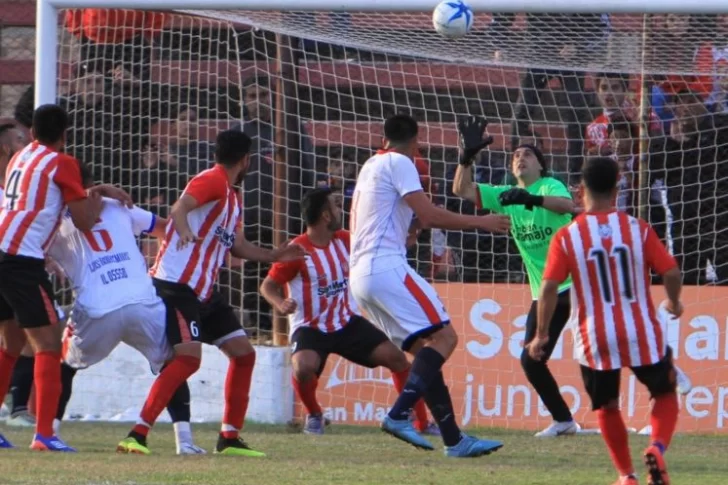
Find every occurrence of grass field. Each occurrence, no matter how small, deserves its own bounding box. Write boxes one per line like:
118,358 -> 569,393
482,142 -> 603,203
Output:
0,422 -> 726,484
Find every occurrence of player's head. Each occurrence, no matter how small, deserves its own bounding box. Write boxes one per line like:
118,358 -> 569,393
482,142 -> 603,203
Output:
302,187 -> 343,232
0,123 -> 25,165
32,104 -> 69,147
215,130 -> 252,184
383,114 -> 419,158
582,157 -> 620,204
512,144 -> 547,182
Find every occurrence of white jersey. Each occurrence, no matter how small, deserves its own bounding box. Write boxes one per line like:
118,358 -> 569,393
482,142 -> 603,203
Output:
349,151 -> 423,276
48,198 -> 160,318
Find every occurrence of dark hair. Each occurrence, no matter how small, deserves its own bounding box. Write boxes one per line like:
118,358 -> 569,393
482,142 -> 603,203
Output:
302,187 -> 333,226
32,104 -> 69,144
516,143 -> 549,176
583,157 -> 620,197
383,115 -> 418,145
243,74 -> 271,91
596,72 -> 630,91
215,130 -> 252,166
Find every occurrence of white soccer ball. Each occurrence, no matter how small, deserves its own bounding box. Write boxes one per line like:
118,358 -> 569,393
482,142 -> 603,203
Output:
432,0 -> 474,38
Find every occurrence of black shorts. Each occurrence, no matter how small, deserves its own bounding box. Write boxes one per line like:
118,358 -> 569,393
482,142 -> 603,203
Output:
291,315 -> 389,369
153,279 -> 243,347
581,348 -> 677,411
0,251 -> 60,328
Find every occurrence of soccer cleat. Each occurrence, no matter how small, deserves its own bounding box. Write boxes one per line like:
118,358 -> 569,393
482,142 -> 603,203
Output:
214,434 -> 266,457
0,432 -> 14,449
176,442 -> 207,455
303,414 -> 325,435
674,365 -> 692,395
534,420 -> 580,438
116,436 -> 150,455
444,434 -> 503,458
644,444 -> 670,485
381,416 -> 435,450
612,476 -> 639,485
30,434 -> 77,452
6,410 -> 36,428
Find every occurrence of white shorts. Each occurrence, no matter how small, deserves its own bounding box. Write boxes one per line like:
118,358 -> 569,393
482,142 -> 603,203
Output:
350,264 -> 450,350
62,300 -> 173,374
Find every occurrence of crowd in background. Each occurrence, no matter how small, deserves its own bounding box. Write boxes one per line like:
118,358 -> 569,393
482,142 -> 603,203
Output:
7,9 -> 728,332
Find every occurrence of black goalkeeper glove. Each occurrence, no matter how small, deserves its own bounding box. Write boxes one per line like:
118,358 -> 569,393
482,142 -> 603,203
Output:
457,116 -> 494,166
498,188 -> 544,211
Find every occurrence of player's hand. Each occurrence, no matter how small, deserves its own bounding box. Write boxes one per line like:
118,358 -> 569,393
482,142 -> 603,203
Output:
663,300 -> 684,318
176,229 -> 198,250
527,336 -> 549,361
477,214 -> 510,234
45,257 -> 66,285
276,298 -> 297,315
457,116 -> 494,166
498,188 -> 532,206
273,242 -> 306,262
91,184 -> 133,208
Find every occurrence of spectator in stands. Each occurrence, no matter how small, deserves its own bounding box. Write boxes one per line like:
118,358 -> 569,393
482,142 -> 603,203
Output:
607,115 -> 639,213
489,13 -> 611,181
232,74 -> 317,332
648,89 -> 728,285
708,60 -> 728,113
586,73 -> 662,156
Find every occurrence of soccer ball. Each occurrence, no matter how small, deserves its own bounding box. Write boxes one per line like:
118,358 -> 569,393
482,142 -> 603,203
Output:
432,0 -> 474,38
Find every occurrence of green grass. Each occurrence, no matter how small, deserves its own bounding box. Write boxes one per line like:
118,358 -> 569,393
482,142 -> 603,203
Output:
0,422 -> 726,484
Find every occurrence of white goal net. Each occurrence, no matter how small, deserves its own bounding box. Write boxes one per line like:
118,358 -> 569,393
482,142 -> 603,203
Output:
46,8 -> 728,432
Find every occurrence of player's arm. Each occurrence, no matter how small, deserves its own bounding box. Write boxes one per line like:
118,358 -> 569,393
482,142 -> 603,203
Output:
88,184 -> 133,208
452,163 -> 480,205
54,157 -> 102,231
643,222 -> 683,317
230,230 -> 306,263
260,274 -> 297,315
170,194 -> 199,247
499,180 -> 576,214
128,205 -> 168,239
452,116 -> 496,206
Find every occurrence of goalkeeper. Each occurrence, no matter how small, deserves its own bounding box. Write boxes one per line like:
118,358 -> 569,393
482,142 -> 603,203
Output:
453,117 -> 578,438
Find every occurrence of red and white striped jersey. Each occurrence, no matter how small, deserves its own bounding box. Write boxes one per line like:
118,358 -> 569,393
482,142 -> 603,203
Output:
0,142 -> 87,259
544,211 -> 677,370
150,164 -> 241,301
267,230 -> 358,335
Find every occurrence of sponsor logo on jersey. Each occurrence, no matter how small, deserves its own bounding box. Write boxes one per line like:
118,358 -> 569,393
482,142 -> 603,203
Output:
214,225 -> 236,248
317,279 -> 348,298
512,223 -> 554,243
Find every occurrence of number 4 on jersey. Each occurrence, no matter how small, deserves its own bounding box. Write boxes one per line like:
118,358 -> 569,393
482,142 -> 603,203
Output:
4,169 -> 22,210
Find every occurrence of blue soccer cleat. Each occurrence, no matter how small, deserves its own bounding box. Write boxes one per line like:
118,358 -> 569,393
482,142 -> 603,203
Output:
444,434 -> 503,458
381,416 -> 435,450
303,414 -> 325,435
0,432 -> 14,449
30,434 -> 77,452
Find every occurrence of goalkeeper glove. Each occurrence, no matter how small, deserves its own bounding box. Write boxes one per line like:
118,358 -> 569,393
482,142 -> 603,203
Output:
498,188 -> 544,211
457,116 -> 494,166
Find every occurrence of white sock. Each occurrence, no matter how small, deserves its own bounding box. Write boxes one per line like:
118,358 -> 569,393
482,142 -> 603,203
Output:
53,419 -> 61,436
174,421 -> 192,446
221,423 -> 237,433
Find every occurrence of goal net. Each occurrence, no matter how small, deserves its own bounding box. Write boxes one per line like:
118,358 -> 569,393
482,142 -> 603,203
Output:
48,7 -> 728,432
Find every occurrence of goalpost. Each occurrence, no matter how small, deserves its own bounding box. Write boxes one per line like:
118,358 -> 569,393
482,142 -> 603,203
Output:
35,0 -> 728,432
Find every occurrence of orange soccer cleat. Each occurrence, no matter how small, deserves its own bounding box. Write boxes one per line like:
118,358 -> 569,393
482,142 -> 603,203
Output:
643,444 -> 670,485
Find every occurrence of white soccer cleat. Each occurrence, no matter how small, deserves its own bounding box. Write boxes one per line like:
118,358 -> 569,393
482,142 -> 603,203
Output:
674,365 -> 692,395
176,442 -> 207,455
534,420 -> 580,438
6,411 -> 36,428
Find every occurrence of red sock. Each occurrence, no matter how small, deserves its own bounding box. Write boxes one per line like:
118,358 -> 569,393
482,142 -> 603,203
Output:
0,349 -> 18,408
651,392 -> 679,451
221,352 -> 255,439
34,351 -> 61,437
391,369 -> 428,431
292,375 -> 322,416
597,407 -> 634,476
137,355 -> 200,435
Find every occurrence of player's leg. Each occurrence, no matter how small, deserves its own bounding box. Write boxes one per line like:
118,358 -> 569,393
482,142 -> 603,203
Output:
633,349 -> 679,485
289,327 -> 328,435
0,316 -> 26,449
581,366 -> 637,485
199,294 -> 263,457
165,380 -> 207,454
521,291 -> 577,437
118,292 -> 202,455
7,342 -> 35,428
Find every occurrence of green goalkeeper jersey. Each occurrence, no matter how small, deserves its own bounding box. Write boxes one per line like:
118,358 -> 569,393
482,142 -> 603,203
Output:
476,177 -> 573,299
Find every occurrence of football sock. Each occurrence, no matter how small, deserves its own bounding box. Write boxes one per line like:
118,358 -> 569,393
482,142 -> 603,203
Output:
391,369 -> 428,431
0,349 -> 19,411
166,379 -> 191,422
650,392 -> 679,452
388,347 -> 445,421
9,355 -> 34,414
422,370 -> 461,447
521,349 -> 572,422
56,362 -> 76,421
292,375 -> 322,416
35,351 -> 62,437
136,355 -> 200,436
597,407 -> 634,477
221,352 -> 255,439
